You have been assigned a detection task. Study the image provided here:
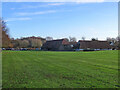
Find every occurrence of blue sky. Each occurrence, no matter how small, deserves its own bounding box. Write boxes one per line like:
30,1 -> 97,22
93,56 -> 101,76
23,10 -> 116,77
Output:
2,2 -> 118,41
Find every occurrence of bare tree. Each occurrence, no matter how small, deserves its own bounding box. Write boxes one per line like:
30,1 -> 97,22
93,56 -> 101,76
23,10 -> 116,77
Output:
11,39 -> 19,48
106,37 -> 118,49
116,36 -> 120,41
81,37 -> 85,40
46,36 -> 53,41
91,38 -> 96,41
0,18 -> 13,48
30,39 -> 42,48
107,37 -> 116,43
21,40 -> 29,48
69,36 -> 77,42
106,37 -> 112,42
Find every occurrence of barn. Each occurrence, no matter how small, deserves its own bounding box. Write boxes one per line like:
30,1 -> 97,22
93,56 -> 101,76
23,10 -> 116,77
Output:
79,40 -> 112,50
41,39 -> 73,51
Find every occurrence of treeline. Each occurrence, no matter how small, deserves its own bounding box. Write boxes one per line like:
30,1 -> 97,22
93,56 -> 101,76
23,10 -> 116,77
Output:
11,37 -> 46,48
106,37 -> 120,49
0,18 -> 120,49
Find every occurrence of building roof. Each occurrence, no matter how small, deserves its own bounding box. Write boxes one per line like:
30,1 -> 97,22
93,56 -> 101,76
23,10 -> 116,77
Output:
42,39 -> 69,49
79,40 -> 112,49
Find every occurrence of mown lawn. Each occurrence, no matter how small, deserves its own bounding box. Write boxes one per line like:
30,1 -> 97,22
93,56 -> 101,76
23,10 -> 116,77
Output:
2,50 -> 118,88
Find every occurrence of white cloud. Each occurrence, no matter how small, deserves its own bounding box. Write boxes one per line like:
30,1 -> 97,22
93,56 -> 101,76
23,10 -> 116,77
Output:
48,3 -> 65,6
10,8 -> 15,10
2,0 -> 119,2
18,3 -> 65,9
19,5 -> 43,9
6,17 -> 32,22
16,10 -> 56,16
2,0 -> 104,2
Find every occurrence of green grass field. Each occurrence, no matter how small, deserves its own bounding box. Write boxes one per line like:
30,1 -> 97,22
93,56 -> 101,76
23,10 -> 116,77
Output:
2,50 -> 118,88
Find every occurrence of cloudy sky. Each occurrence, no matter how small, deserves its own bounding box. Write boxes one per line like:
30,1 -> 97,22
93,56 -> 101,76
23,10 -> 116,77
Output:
1,0 -> 119,2
2,1 -> 118,40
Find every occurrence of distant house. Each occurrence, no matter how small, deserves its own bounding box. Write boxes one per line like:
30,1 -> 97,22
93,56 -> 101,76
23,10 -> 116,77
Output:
78,40 -> 112,50
41,39 -> 73,51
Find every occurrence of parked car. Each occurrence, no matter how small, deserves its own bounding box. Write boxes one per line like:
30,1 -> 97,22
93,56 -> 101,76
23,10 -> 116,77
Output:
5,48 -> 12,50
2,48 -> 6,50
75,49 -> 83,51
20,48 -> 27,51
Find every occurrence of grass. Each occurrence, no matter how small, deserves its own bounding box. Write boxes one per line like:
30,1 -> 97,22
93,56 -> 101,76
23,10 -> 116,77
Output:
2,50 -> 118,88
